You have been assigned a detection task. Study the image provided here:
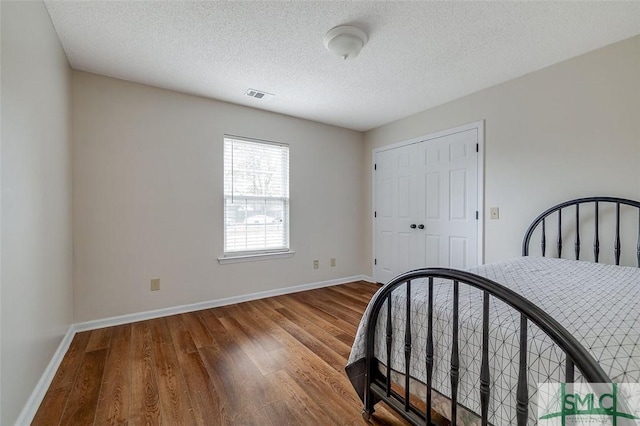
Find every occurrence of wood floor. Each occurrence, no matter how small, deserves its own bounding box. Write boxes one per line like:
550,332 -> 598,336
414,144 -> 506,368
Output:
33,281 -> 411,425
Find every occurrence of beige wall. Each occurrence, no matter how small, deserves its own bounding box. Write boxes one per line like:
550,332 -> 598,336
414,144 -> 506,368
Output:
364,35 -> 640,272
1,1 -> 73,424
72,72 -> 365,322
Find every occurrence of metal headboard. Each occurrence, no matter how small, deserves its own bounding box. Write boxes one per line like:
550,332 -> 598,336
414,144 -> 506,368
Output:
522,196 -> 640,266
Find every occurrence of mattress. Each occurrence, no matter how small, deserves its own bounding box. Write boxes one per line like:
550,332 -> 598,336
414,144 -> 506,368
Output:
346,257 -> 640,425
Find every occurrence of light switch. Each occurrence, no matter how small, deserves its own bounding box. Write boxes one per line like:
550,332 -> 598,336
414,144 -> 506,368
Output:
490,207 -> 499,220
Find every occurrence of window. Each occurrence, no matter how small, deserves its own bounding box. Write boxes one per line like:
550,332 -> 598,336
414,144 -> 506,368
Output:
223,136 -> 290,257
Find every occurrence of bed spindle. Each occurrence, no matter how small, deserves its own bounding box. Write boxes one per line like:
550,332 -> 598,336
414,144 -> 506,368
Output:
404,280 -> 412,412
426,278 -> 434,425
615,203 -> 621,265
637,210 -> 640,267
594,202 -> 600,263
557,209 -> 563,258
575,204 -> 581,260
566,358 -> 575,383
516,315 -> 528,426
451,281 -> 460,426
386,294 -> 392,397
480,291 -> 490,426
541,218 -> 546,256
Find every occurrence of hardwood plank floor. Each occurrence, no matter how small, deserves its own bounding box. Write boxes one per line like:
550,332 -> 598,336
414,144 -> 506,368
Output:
33,282 -> 412,425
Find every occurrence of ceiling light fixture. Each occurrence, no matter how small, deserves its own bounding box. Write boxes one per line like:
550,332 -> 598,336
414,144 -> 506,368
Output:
323,25 -> 368,60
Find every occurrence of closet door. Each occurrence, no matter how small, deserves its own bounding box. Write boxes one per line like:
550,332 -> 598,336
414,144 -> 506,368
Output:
415,129 -> 478,269
374,127 -> 480,282
374,143 -> 421,285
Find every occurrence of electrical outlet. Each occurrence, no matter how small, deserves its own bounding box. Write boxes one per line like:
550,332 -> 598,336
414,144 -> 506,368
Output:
490,207 -> 500,220
150,278 -> 160,291
313,260 -> 319,269
331,258 -> 336,267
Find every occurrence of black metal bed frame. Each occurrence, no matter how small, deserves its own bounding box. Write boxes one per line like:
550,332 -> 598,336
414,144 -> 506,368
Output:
522,196 -> 640,265
360,197 -> 640,426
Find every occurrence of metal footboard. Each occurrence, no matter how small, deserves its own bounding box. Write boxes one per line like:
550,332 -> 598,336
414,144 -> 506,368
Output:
361,268 -> 611,426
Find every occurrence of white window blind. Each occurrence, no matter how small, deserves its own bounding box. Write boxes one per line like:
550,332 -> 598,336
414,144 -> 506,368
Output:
223,136 -> 289,255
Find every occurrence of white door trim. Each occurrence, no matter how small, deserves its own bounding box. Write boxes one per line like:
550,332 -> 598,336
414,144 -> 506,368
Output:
372,120 -> 485,282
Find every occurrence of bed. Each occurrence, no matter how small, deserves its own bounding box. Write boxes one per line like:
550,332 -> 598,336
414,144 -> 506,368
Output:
346,196 -> 640,425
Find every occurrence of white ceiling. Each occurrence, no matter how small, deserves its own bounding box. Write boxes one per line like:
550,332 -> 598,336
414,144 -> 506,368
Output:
44,1 -> 640,132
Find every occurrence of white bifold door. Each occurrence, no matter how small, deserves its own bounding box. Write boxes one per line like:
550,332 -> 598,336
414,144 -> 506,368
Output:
374,125 -> 482,284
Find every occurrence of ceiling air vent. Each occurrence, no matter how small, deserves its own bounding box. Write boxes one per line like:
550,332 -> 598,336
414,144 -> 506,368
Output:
245,88 -> 274,100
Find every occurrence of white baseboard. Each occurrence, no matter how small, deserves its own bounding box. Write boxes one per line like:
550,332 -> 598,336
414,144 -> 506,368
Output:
74,274 -> 372,332
14,325 -> 76,426
17,274 -> 372,425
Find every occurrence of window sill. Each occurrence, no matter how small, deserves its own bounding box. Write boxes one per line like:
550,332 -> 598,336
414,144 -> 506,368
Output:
218,250 -> 295,264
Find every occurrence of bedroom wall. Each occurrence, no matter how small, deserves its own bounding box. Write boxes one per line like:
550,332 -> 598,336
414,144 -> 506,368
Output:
364,35 -> 640,271
1,1 -> 73,424
72,71 -> 365,323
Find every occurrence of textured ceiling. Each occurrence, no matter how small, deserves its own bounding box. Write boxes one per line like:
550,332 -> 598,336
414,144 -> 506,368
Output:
44,1 -> 640,131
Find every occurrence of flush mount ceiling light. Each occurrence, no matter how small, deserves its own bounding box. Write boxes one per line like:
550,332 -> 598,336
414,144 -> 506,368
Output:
323,25 -> 368,60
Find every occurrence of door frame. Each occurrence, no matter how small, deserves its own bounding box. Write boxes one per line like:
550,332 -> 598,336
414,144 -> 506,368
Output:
372,120 -> 485,282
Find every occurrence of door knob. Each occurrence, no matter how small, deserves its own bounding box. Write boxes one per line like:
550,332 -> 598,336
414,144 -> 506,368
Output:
418,224 -> 425,229
410,224 -> 417,229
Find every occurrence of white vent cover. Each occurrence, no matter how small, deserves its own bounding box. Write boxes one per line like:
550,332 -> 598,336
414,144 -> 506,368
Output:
245,88 -> 274,100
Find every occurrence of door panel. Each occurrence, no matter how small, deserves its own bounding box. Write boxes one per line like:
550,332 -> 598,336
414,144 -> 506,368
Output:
379,230 -> 394,279
449,139 -> 468,161
398,175 -> 412,218
379,179 -> 392,217
374,144 -> 419,284
417,129 -> 478,269
449,169 -> 467,220
397,232 -> 412,275
449,236 -> 468,269
425,173 -> 440,219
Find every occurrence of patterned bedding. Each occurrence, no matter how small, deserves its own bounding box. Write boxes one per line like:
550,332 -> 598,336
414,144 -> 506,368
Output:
346,257 -> 640,425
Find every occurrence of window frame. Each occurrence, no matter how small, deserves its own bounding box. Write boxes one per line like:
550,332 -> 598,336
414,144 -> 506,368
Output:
219,135 -> 293,262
